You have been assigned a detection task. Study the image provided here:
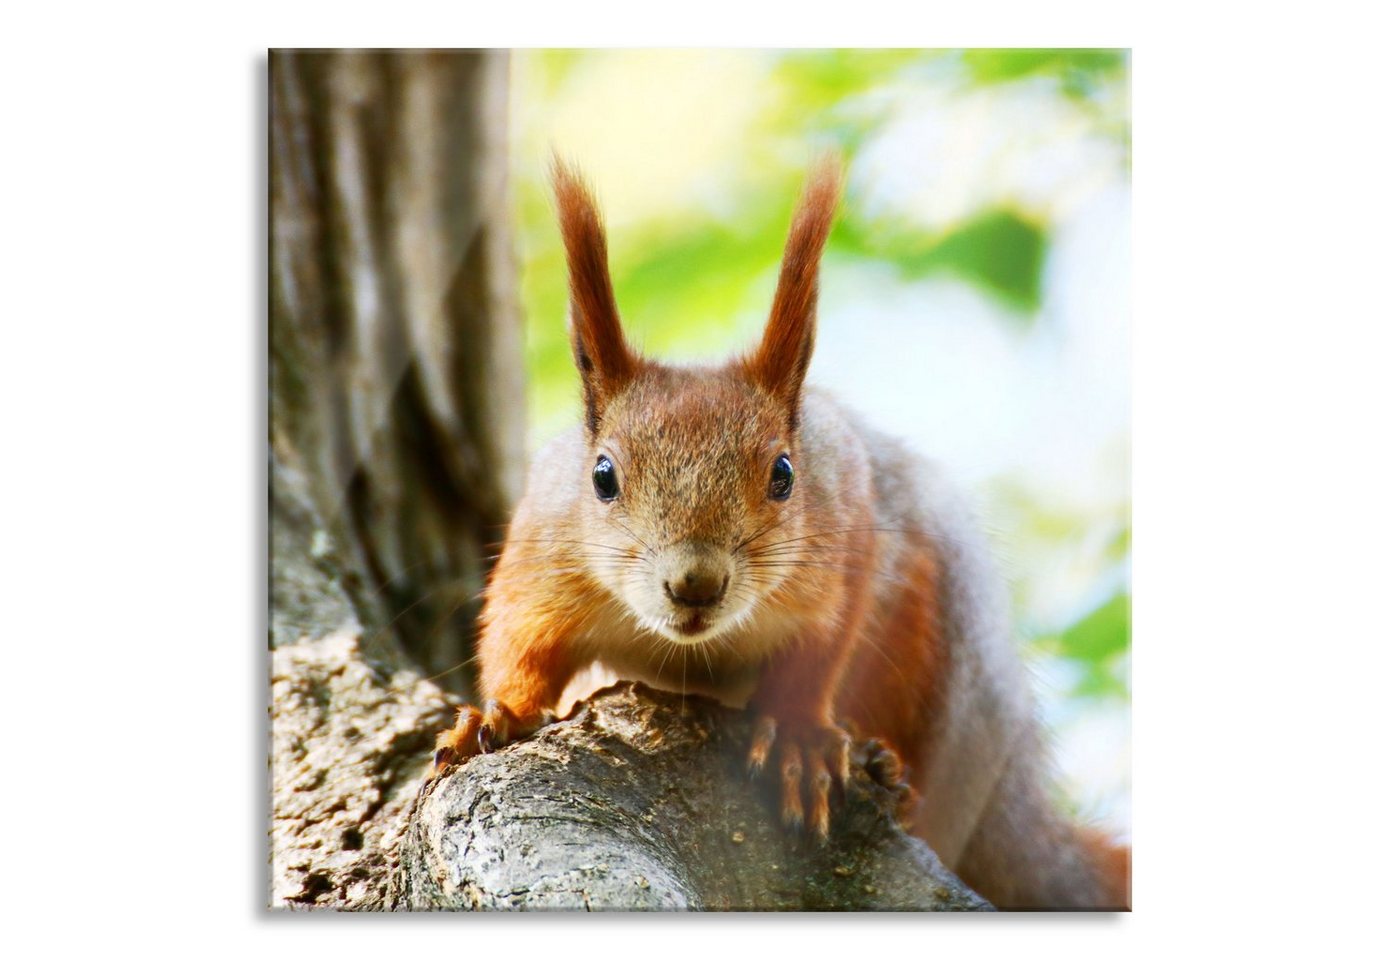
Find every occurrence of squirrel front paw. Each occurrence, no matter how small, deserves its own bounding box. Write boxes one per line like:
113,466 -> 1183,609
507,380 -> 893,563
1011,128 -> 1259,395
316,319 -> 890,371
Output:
851,736 -> 917,826
432,700 -> 546,773
747,714 -> 852,842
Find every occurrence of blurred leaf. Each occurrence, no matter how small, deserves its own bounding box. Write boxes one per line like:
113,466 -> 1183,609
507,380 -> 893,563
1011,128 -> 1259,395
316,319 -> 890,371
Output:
1060,592 -> 1130,663
765,50 -> 946,152
773,49 -> 936,105
962,49 -> 1126,98
832,207 -> 1048,314
1108,524 -> 1133,563
922,210 -> 1047,312
1038,592 -> 1131,701
615,219 -> 779,352
528,49 -> 589,98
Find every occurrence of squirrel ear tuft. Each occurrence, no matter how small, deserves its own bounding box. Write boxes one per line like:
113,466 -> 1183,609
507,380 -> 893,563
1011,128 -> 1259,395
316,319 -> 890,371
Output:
551,155 -> 638,434
746,156 -> 842,427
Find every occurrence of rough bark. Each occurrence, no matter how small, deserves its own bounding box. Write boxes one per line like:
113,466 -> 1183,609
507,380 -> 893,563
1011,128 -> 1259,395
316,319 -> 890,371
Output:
269,631 -> 454,909
268,401 -> 455,909
391,684 -> 991,912
269,49 -> 523,690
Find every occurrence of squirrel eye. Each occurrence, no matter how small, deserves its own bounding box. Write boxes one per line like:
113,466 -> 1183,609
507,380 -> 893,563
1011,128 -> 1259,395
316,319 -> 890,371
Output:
592,455 -> 620,501
768,454 -> 794,501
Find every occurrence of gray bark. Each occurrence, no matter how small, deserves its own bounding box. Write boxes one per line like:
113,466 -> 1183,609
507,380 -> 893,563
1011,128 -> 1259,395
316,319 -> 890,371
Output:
391,684 -> 991,912
269,630 -> 454,909
269,49 -> 523,690
267,429 -> 452,908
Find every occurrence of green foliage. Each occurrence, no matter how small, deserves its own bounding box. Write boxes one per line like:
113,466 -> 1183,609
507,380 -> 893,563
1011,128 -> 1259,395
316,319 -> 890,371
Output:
772,49 -> 935,103
769,49 -> 938,147
528,49 -> 590,98
962,49 -> 1126,98
928,210 -> 1047,311
832,208 -> 1048,314
1036,592 -> 1131,701
614,216 -> 783,353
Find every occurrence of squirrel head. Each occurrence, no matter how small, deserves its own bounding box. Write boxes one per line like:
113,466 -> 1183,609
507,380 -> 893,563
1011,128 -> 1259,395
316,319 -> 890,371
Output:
550,157 -> 842,644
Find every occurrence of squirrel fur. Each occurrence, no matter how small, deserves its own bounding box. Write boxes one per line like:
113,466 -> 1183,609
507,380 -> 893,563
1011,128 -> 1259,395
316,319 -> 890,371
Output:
432,157 -> 1130,911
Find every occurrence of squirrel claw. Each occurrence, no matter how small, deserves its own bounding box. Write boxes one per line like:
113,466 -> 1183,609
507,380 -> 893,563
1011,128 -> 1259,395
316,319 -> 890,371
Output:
430,700 -> 543,776
748,715 -> 777,776
854,737 -> 905,789
852,737 -> 917,825
748,714 -> 850,841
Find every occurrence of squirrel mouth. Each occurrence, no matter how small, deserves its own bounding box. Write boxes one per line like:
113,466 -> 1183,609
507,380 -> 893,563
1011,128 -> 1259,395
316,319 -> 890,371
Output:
674,614 -> 711,637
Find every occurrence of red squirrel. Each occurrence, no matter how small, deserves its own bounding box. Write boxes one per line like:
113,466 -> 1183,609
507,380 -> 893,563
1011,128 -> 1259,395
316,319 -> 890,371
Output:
432,157 -> 1130,910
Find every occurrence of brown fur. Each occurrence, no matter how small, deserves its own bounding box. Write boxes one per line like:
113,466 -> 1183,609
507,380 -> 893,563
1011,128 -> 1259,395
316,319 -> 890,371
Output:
551,155 -> 639,434
744,156 -> 841,424
432,161 -> 1130,910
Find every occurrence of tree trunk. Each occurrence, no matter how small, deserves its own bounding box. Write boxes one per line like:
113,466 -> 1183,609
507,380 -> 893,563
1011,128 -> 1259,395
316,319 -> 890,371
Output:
269,49 -> 523,691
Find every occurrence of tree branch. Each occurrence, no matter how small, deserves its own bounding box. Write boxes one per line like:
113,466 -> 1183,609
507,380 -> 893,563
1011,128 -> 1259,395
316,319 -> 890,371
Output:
391,683 -> 991,911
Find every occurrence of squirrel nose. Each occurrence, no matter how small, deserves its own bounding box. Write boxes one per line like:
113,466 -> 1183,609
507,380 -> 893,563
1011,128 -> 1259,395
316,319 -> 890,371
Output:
664,570 -> 729,608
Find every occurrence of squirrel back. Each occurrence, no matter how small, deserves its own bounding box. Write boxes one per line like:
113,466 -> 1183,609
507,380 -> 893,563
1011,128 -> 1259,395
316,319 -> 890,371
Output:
839,418 -> 1129,909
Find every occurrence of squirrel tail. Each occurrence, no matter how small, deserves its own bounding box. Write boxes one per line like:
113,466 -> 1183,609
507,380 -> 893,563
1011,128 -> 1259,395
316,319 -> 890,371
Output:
921,765 -> 1132,910
1078,826 -> 1132,910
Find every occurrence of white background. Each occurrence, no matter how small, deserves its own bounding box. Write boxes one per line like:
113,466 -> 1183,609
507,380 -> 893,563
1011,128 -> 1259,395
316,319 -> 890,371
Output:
1,1 -> 1396,955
